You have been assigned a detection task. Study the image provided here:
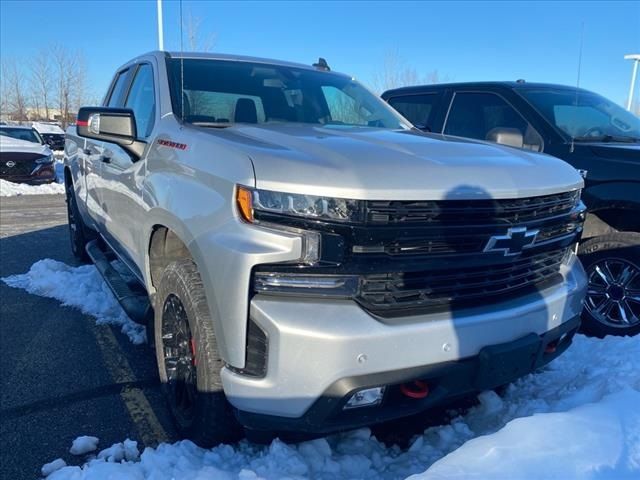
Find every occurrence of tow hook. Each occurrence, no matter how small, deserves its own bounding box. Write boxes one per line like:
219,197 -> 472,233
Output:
400,380 -> 430,399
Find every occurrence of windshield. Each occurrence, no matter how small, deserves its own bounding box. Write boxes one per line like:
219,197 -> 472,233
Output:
0,127 -> 43,144
519,88 -> 640,141
166,58 -> 410,130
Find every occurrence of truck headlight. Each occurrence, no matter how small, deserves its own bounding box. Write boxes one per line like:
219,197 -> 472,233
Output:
236,186 -> 363,224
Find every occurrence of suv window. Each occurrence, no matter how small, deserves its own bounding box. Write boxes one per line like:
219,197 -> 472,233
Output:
106,69 -> 130,107
125,64 -> 156,138
445,92 -> 542,151
387,94 -> 439,129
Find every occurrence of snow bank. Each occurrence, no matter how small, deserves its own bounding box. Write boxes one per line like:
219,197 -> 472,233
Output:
0,178 -> 65,196
2,259 -> 145,344
39,333 -> 639,479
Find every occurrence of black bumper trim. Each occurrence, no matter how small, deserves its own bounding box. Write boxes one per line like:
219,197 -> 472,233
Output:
235,315 -> 580,435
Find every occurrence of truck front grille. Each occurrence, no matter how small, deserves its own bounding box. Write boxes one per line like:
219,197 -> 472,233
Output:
357,248 -> 566,316
365,190 -> 580,225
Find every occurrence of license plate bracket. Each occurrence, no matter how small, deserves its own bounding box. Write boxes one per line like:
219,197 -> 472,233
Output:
474,333 -> 541,390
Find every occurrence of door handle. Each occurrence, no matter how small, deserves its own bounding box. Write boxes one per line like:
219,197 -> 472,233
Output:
100,155 -> 111,164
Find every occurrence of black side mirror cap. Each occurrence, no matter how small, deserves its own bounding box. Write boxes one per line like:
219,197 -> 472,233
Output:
76,107 -> 145,159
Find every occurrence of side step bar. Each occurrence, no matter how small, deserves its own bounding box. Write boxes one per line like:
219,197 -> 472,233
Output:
86,239 -> 151,325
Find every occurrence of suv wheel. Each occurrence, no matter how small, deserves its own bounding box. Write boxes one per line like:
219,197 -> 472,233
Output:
154,259 -> 242,446
65,180 -> 92,263
579,232 -> 640,337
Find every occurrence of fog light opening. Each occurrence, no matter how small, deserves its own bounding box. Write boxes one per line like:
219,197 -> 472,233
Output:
343,387 -> 385,410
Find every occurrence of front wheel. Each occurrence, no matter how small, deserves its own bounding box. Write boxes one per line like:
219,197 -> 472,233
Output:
65,180 -> 92,263
579,232 -> 640,337
154,259 -> 242,446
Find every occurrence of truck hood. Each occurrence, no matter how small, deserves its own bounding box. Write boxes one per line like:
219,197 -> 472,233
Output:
207,124 -> 583,200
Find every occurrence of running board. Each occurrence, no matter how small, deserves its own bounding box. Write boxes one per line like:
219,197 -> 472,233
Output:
86,239 -> 151,326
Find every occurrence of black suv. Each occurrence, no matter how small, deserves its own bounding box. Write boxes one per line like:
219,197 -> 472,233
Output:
383,82 -> 640,337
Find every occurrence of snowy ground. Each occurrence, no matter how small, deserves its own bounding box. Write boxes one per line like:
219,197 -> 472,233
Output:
0,156 -> 65,197
3,260 -> 639,480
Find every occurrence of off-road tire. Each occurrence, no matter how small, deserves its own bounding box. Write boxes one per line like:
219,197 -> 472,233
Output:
65,181 -> 93,263
154,259 -> 242,446
578,232 -> 640,337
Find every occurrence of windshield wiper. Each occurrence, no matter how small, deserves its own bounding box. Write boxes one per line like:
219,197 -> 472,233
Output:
191,122 -> 234,129
573,134 -> 639,143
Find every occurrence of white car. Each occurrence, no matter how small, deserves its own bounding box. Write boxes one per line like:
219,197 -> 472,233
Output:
32,122 -> 66,151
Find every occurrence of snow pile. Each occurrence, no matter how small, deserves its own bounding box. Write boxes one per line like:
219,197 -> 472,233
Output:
0,178 -> 65,196
40,334 -> 639,479
41,459 -> 66,477
69,436 -> 99,456
2,259 -> 145,344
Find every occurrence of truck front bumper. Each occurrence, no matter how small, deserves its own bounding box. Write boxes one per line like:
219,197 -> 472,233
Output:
221,253 -> 587,434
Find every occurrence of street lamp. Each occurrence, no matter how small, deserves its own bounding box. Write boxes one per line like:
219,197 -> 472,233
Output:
157,0 -> 164,51
624,54 -> 640,111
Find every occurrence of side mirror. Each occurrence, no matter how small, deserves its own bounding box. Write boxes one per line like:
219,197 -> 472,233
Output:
486,127 -> 524,149
76,107 -> 145,158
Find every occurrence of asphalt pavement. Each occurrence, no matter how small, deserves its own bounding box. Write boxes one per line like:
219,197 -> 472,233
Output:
0,194 -> 176,480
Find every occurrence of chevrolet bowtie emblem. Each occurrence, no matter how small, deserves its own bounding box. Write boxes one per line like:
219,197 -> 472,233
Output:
484,227 -> 539,256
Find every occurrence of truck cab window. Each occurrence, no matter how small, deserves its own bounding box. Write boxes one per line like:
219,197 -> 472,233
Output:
125,64 -> 156,138
387,94 -> 439,129
106,69 -> 130,107
445,92 -> 542,151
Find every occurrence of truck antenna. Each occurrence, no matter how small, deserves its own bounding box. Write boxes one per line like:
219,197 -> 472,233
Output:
571,22 -> 585,153
179,0 -> 185,123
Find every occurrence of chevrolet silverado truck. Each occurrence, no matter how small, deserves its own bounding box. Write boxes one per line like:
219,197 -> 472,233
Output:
64,52 -> 587,446
383,82 -> 640,337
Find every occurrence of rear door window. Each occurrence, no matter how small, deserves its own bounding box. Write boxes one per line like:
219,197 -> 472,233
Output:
387,93 -> 441,130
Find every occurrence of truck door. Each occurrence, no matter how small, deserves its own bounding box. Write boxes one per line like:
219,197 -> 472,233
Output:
84,68 -> 133,229
98,62 -> 156,279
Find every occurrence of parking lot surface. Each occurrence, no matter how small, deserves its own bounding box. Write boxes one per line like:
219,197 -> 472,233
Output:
0,194 -> 175,479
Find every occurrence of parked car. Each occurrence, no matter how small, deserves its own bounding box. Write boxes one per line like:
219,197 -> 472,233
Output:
32,122 -> 65,151
383,82 -> 640,337
0,135 -> 55,184
64,52 -> 587,446
0,125 -> 45,145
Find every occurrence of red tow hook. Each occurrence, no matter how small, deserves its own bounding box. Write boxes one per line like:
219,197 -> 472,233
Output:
190,339 -> 197,366
400,380 -> 430,399
545,341 -> 558,354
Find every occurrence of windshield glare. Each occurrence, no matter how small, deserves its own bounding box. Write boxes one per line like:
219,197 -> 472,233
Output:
519,89 -> 640,140
167,58 -> 410,130
0,127 -> 42,144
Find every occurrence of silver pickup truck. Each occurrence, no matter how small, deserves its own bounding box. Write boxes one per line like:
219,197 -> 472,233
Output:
64,51 -> 587,446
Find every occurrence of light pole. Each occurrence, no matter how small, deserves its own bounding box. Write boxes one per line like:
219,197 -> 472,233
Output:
157,0 -> 164,51
625,54 -> 640,111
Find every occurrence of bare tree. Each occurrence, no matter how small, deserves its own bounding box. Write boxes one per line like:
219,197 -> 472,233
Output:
30,50 -> 52,121
371,48 -> 448,94
52,46 -> 92,128
1,59 -> 28,121
184,10 -> 216,52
